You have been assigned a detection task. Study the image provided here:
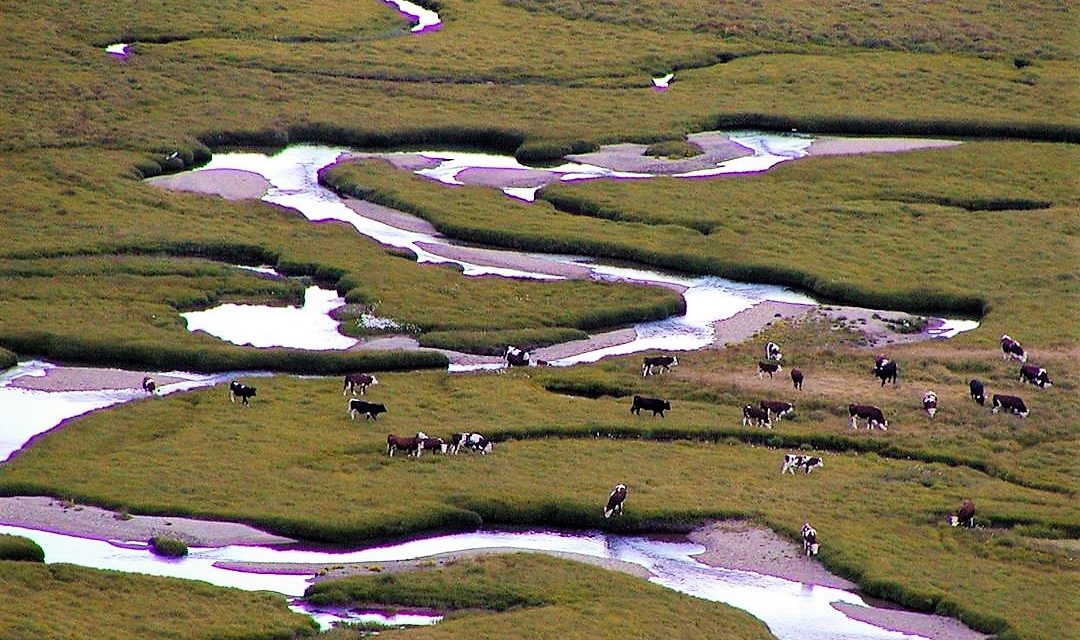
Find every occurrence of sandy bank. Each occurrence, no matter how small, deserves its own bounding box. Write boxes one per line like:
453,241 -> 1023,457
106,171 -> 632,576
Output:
833,602 -> 988,640
341,197 -> 442,235
414,242 -> 593,279
711,301 -> 815,347
808,137 -> 962,156
146,168 -> 270,200
566,132 -> 752,174
10,367 -> 187,392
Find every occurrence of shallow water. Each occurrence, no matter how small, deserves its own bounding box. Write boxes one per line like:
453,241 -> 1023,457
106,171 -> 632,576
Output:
0,524 -> 956,639
383,0 -> 441,33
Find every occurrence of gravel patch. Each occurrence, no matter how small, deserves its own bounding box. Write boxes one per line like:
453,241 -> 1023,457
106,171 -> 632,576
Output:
10,367 -> 188,392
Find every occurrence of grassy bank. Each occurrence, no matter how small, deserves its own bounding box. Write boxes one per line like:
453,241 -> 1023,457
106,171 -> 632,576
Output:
306,553 -> 776,639
0,536 -> 43,563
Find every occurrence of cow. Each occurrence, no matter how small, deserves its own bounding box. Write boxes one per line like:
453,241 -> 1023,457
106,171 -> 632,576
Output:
418,434 -> 448,455
991,394 -> 1028,418
604,484 -> 628,518
631,395 -> 670,417
1019,364 -> 1052,389
450,432 -> 493,455
949,498 -> 976,528
873,356 -> 898,387
349,398 -> 388,420
343,373 -> 379,396
922,390 -> 938,417
229,381 -> 256,406
765,341 -> 783,362
782,454 -> 824,475
758,361 -> 783,379
742,404 -> 772,428
969,379 -> 986,406
505,345 -> 531,367
849,404 -> 888,430
1000,334 -> 1026,363
642,355 -> 678,377
386,433 -> 425,457
141,377 -> 157,394
791,368 -> 804,390
802,522 -> 819,557
760,400 -> 794,421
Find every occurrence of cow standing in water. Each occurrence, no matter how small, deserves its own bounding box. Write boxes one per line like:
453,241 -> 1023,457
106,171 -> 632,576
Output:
604,484 -> 628,518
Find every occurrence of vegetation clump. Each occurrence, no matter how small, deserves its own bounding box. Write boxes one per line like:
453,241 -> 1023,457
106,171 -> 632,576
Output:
0,535 -> 45,563
149,536 -> 189,558
644,140 -> 704,159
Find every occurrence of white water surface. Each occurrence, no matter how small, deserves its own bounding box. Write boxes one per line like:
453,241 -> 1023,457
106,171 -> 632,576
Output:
383,0 -> 441,33
652,73 -> 675,89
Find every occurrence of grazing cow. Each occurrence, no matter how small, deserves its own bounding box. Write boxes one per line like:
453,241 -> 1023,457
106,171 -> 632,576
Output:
349,399 -> 388,420
849,404 -> 888,430
631,395 -> 671,417
791,368 -> 804,390
141,377 -> 157,394
343,373 -> 379,396
229,381 -> 257,406
758,361 -> 783,379
922,390 -> 938,417
802,522 -> 819,557
386,433 -> 425,457
782,454 -> 824,475
991,394 -> 1028,418
604,484 -> 628,519
1000,334 -> 1027,363
742,404 -> 772,428
873,356 -> 898,387
760,400 -> 794,421
504,345 -> 531,367
642,355 -> 678,377
418,434 -> 447,455
1019,364 -> 1053,389
969,379 -> 986,406
949,499 -> 976,528
765,341 -> 783,362
450,432 -> 493,455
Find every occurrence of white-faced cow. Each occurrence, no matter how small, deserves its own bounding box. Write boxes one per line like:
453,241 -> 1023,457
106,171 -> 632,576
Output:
604,484 -> 628,518
229,381 -> 257,406
418,434 -> 448,455
1019,364 -> 1052,389
343,373 -> 379,395
505,345 -> 531,367
849,404 -> 888,430
991,394 -> 1028,418
922,390 -> 938,417
949,498 -> 976,528
349,399 -> 388,420
1000,334 -> 1026,363
802,522 -> 819,556
450,432 -> 493,455
758,361 -> 783,379
791,368 -> 804,390
631,395 -> 670,417
969,379 -> 986,406
642,355 -> 678,377
760,400 -> 794,421
141,377 -> 157,394
873,356 -> 898,387
782,454 -> 823,475
742,404 -> 772,428
387,432 -> 425,457
765,341 -> 783,362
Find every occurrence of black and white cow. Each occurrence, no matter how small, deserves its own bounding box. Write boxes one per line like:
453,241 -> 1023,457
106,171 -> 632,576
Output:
849,404 -> 888,430
782,454 -> 824,475
631,395 -> 671,417
760,400 -> 794,421
802,522 -> 819,557
450,432 -> 493,455
418,434 -> 448,455
343,373 -> 379,395
505,345 -> 531,367
765,341 -> 783,362
791,368 -> 804,390
742,404 -> 772,428
991,394 -> 1028,418
141,377 -> 157,394
949,498 -> 976,528
642,355 -> 678,377
1000,334 -> 1027,363
873,356 -> 898,387
1019,364 -> 1052,389
922,390 -> 938,417
969,379 -> 986,406
604,484 -> 628,519
758,361 -> 783,379
229,381 -> 257,406
349,399 -> 388,420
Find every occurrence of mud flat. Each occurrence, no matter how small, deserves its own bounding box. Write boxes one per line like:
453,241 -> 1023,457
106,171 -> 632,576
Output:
10,367 -> 187,392
145,168 -> 270,200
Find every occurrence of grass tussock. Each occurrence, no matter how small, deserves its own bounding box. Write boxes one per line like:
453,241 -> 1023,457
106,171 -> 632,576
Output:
149,536 -> 189,557
0,535 -> 45,563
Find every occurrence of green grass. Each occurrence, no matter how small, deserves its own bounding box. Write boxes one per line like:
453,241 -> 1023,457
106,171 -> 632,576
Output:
149,536 -> 189,557
305,554 -> 776,639
644,139 -> 704,159
0,561 -> 316,640
0,536 -> 44,563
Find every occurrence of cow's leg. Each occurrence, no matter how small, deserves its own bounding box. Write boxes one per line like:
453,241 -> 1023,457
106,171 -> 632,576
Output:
850,415 -> 858,430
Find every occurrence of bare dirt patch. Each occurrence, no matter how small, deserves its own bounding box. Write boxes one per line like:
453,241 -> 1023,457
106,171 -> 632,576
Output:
808,137 -> 962,157
11,367 -> 187,392
145,168 -> 270,200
